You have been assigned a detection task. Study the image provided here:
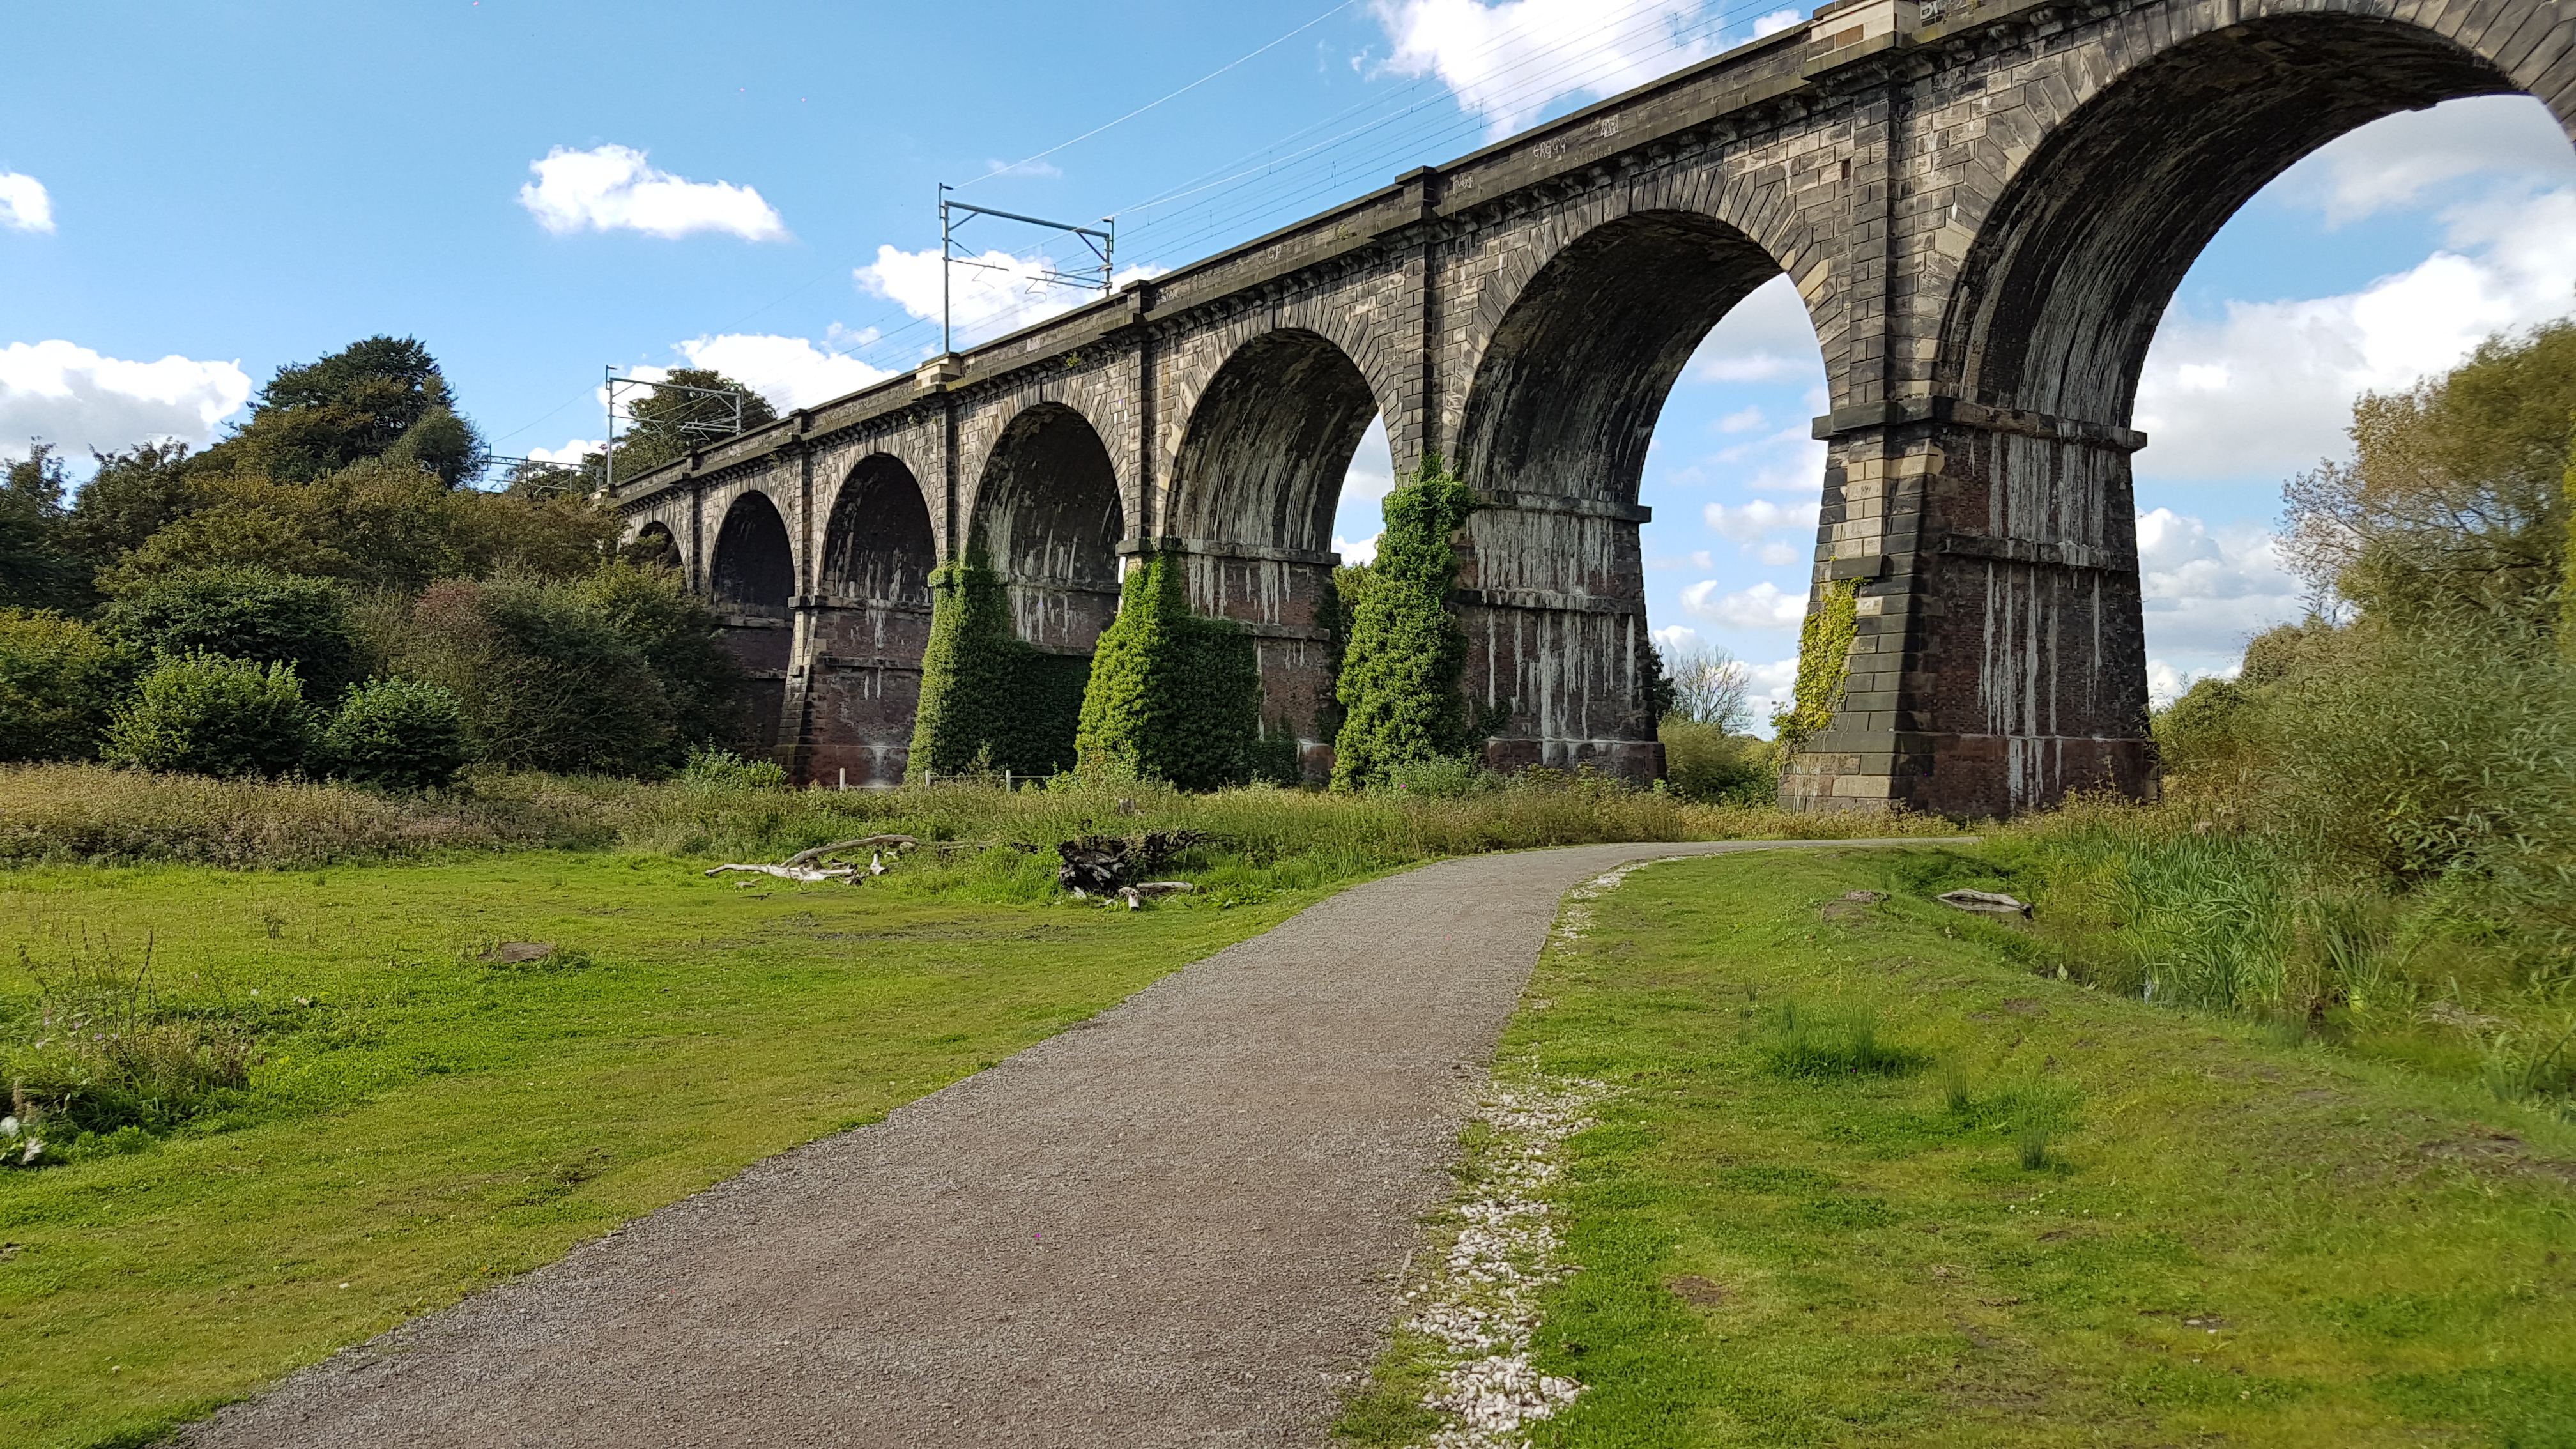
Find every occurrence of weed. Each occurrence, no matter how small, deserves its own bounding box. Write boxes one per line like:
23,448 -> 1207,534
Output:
2017,1124 -> 2052,1170
1763,1001 -> 1924,1078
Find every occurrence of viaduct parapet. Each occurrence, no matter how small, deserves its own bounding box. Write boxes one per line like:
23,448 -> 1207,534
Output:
608,0 -> 2575,813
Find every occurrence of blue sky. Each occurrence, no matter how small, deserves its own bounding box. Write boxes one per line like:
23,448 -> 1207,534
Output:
6,1 -> 2573,727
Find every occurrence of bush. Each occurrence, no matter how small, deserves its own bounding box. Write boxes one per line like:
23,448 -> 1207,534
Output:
99,565 -> 362,702
102,652 -> 313,778
564,560 -> 744,753
384,576 -> 673,774
1075,550 -> 1261,791
321,678 -> 466,790
0,610 -> 131,762
678,745 -> 787,790
1660,719 -> 1778,803
910,558 -> 1089,778
1332,457 -> 1480,790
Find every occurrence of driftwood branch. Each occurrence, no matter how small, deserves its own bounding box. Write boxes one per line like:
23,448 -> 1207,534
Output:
1119,881 -> 1196,910
1937,889 -> 2031,918
705,862 -> 858,883
783,835 -> 919,869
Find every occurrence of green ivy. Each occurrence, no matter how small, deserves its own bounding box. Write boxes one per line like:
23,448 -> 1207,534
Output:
908,558 -> 1089,779
1331,455 -> 1480,790
1777,576 -> 1861,746
1073,549 -> 1261,791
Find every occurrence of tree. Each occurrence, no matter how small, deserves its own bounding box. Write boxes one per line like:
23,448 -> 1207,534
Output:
383,577 -> 674,774
1074,551 -> 1260,790
1331,457 -> 1480,790
0,610 -> 132,762
66,441 -> 197,571
98,566 -> 364,703
103,653 -> 314,778
2285,320 -> 2576,628
564,559 -> 744,755
1656,639 -> 1752,730
1,443 -> 88,610
195,335 -> 487,486
583,368 -> 777,486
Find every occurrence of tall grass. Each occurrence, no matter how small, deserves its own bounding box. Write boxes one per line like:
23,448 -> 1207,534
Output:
0,758 -> 1957,875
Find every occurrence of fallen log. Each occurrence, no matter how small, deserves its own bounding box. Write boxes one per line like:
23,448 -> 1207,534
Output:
783,834 -> 919,869
704,862 -> 858,884
1936,889 -> 2031,918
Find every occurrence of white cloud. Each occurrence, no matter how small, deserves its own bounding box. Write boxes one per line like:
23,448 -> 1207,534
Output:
1652,624 -> 1703,654
2136,115 -> 2576,480
1741,655 -> 1800,733
2146,658 -> 2241,707
0,341 -> 250,458
2134,508 -> 2304,661
1682,578 -> 1805,629
1335,532 -> 1381,565
519,144 -> 787,242
1331,415 -> 1396,565
527,438 -> 602,465
856,245 -> 1158,351
1685,275 -> 1823,385
984,157 -> 1064,180
2274,95 -> 2576,226
0,172 -> 54,234
1749,8 -> 1803,36
1701,496 -> 1813,543
1715,405 -> 1764,433
1373,0 -> 1714,140
671,333 -> 895,410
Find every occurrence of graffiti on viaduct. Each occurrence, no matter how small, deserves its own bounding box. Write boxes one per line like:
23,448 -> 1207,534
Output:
609,0 -> 2576,814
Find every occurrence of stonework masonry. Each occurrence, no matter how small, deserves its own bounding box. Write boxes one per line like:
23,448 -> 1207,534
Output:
608,0 -> 2576,814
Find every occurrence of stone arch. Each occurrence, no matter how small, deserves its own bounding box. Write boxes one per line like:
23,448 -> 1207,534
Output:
710,490 -> 793,620
1939,11 -> 2542,424
625,519 -> 678,569
821,454 -> 937,605
803,454 -> 939,788
1450,210 -> 1802,781
707,489 -> 795,756
1170,326 -> 1386,555
969,402 -> 1124,651
1459,209 -> 1791,506
1166,326 -> 1392,778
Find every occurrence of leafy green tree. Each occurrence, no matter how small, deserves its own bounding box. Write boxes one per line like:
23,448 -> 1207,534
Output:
908,557 -> 1087,778
564,559 -> 744,755
385,577 -> 673,774
583,368 -> 777,487
1075,551 -> 1260,791
195,335 -> 486,486
320,678 -> 466,790
0,610 -> 134,761
66,441 -> 197,571
1,443 -> 89,610
1331,457 -> 1480,790
103,652 -> 313,778
98,566 -> 363,703
2285,319 -> 2576,627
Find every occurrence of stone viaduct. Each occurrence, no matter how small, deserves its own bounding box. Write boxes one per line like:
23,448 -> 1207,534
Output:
609,0 -> 2576,814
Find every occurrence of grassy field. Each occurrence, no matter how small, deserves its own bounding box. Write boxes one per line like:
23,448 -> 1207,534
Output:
0,850 -> 1340,1449
1346,846 -> 2576,1447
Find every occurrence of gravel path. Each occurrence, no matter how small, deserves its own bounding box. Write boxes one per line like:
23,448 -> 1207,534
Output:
179,839 -> 1932,1449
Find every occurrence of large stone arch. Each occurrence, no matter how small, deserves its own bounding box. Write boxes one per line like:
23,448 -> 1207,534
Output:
1165,326 -> 1392,775
1453,209 -> 1805,779
708,489 -> 794,753
1938,10 -> 2545,424
801,454 -> 939,787
968,401 -> 1126,652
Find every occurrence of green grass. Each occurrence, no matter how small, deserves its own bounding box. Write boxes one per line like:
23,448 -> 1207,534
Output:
0,850 -> 1338,1449
1344,847 -> 2576,1447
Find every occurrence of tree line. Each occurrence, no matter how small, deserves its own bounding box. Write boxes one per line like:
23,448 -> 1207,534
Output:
0,337 -> 769,787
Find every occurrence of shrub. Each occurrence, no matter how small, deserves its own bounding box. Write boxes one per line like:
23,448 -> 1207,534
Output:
0,610 -> 131,762
678,744 -> 787,790
1660,718 -> 1777,803
385,576 -> 673,774
99,565 -> 362,702
102,652 -> 313,778
910,558 -> 1089,778
1332,457 -> 1480,790
564,560 -> 744,752
321,678 -> 466,790
1075,550 -> 1261,791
